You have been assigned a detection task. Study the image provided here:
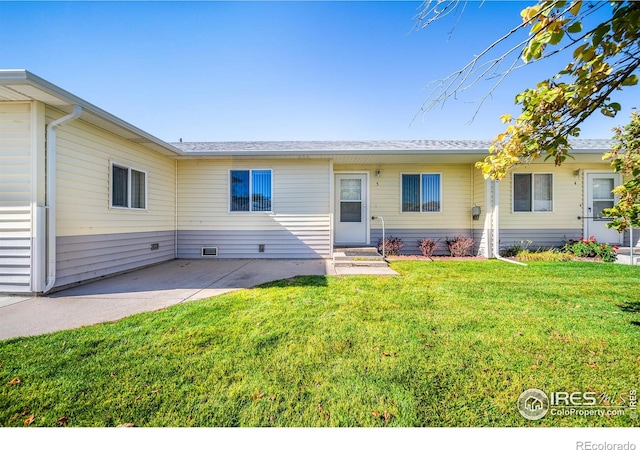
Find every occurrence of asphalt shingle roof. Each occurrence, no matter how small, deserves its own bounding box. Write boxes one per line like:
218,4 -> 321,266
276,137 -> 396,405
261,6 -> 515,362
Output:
172,139 -> 613,155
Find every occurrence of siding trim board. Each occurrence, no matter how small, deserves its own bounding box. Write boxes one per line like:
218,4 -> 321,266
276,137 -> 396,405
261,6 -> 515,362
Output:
178,229 -> 331,259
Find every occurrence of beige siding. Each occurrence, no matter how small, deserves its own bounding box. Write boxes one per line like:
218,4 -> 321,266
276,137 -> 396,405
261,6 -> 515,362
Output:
498,162 -> 613,229
472,169 -> 487,229
0,103 -> 33,292
48,107 -> 176,237
0,103 -> 31,206
45,107 -> 177,288
335,164 -> 475,231
178,159 -> 331,258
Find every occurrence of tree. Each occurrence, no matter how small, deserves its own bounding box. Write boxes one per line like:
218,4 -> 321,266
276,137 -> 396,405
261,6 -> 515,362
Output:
603,111 -> 640,231
417,1 -> 640,222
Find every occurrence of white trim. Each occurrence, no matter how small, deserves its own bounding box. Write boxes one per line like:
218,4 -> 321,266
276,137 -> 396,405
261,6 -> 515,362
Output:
333,171 -> 370,245
329,160 -> 335,255
482,178 -> 494,258
30,101 -> 46,292
399,172 -> 443,214
228,168 -> 274,213
583,171 -> 623,244
511,172 -> 554,213
109,161 -> 148,211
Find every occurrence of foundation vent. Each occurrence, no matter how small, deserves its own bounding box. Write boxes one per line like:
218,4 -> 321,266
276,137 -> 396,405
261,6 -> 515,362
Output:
201,247 -> 218,257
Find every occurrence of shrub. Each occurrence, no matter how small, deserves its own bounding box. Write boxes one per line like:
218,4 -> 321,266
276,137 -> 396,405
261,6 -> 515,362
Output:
502,240 -> 533,257
378,236 -> 404,256
562,236 -> 618,262
445,235 -> 475,257
417,238 -> 439,258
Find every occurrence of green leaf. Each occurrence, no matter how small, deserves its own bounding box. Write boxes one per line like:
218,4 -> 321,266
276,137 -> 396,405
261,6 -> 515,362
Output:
549,29 -> 565,45
621,74 -> 639,86
573,43 -> 588,59
567,21 -> 582,34
592,23 -> 610,48
581,47 -> 595,62
538,31 -> 553,44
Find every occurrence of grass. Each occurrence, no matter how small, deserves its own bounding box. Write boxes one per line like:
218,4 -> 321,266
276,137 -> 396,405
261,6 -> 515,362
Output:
1,261 -> 639,427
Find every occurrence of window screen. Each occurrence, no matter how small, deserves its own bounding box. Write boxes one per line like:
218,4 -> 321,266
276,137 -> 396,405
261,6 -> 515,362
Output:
112,165 -> 129,208
402,173 -> 440,212
230,169 -> 272,212
513,173 -> 552,212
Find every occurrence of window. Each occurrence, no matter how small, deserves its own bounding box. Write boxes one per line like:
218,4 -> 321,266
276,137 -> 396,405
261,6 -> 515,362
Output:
230,169 -> 272,212
111,164 -> 146,209
401,173 -> 441,212
513,173 -> 553,212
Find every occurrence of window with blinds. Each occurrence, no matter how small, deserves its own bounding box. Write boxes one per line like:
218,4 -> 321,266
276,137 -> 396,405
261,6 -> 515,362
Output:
401,173 -> 441,213
230,169 -> 272,212
513,173 -> 553,212
111,163 -> 146,209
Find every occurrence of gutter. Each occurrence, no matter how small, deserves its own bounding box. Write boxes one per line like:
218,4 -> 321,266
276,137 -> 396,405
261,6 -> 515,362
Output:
43,106 -> 83,294
0,70 -> 183,158
491,180 -> 527,267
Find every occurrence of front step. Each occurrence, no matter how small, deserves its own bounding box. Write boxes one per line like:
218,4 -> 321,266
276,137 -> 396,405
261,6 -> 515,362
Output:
333,247 -> 388,268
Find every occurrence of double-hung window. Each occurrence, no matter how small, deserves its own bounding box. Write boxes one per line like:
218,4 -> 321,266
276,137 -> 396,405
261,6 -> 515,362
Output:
111,163 -> 146,209
230,169 -> 272,212
401,173 -> 441,212
513,173 -> 553,212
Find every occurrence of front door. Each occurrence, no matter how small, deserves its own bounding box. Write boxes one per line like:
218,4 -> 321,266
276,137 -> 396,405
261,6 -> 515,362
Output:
334,174 -> 368,245
585,173 -> 623,244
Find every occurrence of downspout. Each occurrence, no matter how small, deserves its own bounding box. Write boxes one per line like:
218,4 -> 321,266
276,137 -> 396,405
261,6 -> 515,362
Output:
175,159 -> 178,259
491,179 -> 527,266
43,106 -> 83,293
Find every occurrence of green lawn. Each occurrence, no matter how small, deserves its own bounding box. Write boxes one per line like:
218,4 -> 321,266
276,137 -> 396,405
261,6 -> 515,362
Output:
1,261 -> 639,427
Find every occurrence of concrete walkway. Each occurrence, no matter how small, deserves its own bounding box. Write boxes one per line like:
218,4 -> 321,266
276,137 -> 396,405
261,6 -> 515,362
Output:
0,259 -> 397,340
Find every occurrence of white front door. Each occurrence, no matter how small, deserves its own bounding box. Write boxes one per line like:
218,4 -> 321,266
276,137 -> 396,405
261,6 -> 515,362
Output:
585,173 -> 623,244
334,174 -> 368,245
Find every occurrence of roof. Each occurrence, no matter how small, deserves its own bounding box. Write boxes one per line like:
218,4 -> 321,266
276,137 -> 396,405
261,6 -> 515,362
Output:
0,69 -> 182,157
0,69 -> 613,161
172,139 -> 613,156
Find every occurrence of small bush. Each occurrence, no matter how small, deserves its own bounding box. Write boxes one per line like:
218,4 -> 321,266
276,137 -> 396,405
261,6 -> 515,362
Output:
562,236 -> 618,262
445,235 -> 475,257
502,240 -> 533,257
516,250 -> 573,262
378,236 -> 404,256
417,238 -> 439,258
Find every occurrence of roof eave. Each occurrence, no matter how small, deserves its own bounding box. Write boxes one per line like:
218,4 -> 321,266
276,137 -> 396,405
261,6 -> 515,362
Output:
0,69 -> 185,158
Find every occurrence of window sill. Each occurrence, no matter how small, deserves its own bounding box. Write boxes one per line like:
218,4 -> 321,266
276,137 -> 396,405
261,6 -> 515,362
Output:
110,206 -> 148,212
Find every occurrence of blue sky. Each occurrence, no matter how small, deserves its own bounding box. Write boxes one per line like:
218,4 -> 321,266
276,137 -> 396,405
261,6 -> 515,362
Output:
1,1 -> 633,142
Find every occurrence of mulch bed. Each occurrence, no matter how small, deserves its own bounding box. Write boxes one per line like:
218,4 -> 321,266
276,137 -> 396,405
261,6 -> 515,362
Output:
386,255 -> 488,261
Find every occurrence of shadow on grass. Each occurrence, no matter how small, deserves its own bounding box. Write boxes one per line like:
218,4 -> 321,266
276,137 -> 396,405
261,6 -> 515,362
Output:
254,275 -> 329,289
617,301 -> 640,326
